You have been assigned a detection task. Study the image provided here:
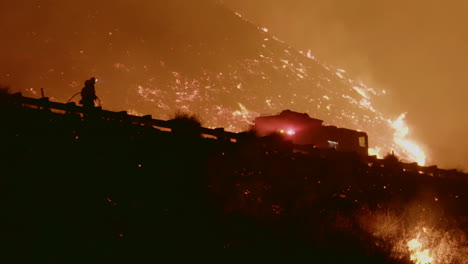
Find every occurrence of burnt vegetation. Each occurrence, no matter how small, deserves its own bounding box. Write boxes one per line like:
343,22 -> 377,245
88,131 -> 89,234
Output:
0,97 -> 467,263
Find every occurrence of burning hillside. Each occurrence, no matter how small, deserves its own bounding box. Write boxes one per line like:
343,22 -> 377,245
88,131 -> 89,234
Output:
0,0 -> 425,164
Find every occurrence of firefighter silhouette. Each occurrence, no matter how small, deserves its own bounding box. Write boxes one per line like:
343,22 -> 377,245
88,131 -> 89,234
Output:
79,77 -> 98,108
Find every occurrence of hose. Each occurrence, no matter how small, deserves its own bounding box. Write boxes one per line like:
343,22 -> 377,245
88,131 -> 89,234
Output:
66,92 -> 81,103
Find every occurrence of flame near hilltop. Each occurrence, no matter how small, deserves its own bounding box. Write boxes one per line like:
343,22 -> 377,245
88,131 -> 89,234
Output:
301,50 -> 427,165
0,0 -> 427,165
390,113 -> 426,165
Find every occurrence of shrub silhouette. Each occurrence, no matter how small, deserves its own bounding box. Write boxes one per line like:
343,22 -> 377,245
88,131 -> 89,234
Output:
383,152 -> 399,162
169,110 -> 202,138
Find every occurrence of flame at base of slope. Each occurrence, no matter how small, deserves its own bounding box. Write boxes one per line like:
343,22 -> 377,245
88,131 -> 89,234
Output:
358,208 -> 468,264
407,232 -> 434,264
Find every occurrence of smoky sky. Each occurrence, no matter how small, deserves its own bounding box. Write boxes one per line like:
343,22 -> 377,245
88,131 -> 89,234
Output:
0,0 -> 466,171
222,0 -> 468,170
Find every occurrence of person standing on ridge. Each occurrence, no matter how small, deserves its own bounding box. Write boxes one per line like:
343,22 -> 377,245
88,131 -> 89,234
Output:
79,77 -> 98,108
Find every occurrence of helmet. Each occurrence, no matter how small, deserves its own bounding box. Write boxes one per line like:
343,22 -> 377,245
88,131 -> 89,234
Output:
84,77 -> 96,86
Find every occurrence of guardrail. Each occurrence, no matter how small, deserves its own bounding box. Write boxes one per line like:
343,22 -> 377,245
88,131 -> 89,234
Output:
4,93 -> 240,142
3,92 -> 466,181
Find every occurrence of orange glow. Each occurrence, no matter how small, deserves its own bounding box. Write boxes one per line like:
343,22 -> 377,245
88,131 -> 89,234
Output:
0,0 -> 447,169
222,0 -> 467,171
359,208 -> 468,264
368,147 -> 382,158
407,234 -> 434,264
390,113 -> 426,165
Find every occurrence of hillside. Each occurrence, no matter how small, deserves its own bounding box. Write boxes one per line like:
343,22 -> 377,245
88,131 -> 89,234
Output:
1,0 -> 420,163
0,96 -> 466,263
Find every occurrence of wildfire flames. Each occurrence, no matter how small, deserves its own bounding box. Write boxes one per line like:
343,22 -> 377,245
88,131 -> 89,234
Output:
407,232 -> 434,264
1,0 -> 429,165
367,113 -> 427,166
359,208 -> 468,264
390,113 -> 426,165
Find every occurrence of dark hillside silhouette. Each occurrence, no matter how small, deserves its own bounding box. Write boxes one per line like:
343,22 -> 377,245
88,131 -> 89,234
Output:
0,94 -> 467,263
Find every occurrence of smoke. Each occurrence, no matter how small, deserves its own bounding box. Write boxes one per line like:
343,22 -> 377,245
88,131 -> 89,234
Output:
1,0 -> 466,169
221,0 -> 468,171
